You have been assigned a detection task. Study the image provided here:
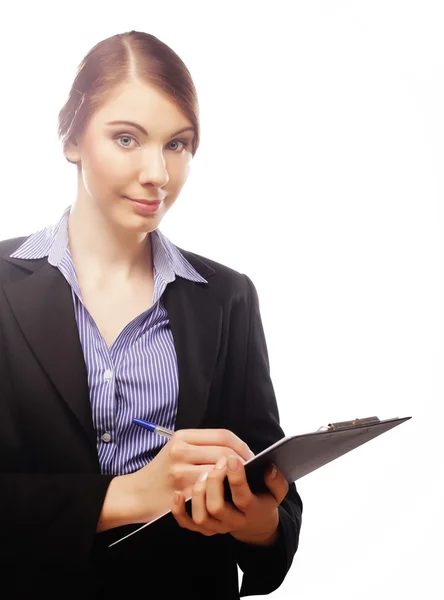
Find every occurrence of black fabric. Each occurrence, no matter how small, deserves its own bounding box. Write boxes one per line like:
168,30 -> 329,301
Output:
0,236 -> 302,598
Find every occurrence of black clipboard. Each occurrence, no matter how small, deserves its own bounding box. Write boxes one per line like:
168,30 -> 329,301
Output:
222,415 -> 411,501
109,415 -> 411,547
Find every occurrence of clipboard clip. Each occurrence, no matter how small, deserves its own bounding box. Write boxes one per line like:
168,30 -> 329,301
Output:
317,416 -> 380,432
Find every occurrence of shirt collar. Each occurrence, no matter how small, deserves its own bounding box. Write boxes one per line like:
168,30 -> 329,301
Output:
10,205 -> 208,285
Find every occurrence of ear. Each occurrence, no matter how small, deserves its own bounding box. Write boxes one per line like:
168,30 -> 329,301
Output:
63,138 -> 81,164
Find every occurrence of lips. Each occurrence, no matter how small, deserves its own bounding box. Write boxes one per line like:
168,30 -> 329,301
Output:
127,196 -> 163,215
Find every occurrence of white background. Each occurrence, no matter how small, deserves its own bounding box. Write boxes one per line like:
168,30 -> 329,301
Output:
0,1 -> 442,598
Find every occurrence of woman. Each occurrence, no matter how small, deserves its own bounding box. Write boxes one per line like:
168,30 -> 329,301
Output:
0,30 -> 302,598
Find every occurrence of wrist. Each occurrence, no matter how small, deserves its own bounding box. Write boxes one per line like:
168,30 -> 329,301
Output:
230,509 -> 280,546
231,526 -> 279,546
97,473 -> 141,532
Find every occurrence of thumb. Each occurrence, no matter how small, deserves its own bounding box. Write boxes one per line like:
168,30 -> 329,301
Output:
264,464 -> 289,505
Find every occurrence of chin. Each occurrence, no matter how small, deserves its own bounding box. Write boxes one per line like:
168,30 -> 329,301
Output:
123,212 -> 162,234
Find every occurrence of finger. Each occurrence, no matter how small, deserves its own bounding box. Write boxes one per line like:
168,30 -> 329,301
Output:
171,491 -> 200,532
264,464 -> 289,505
190,480 -> 211,527
172,490 -> 226,537
181,469 -> 211,499
189,480 -> 229,535
205,457 -> 247,530
226,455 -> 255,513
172,429 -> 254,462
167,459 -> 229,497
185,464 -> 213,486
174,444 -> 249,467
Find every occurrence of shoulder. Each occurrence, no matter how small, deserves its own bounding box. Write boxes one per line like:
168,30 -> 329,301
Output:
178,246 -> 256,303
0,236 -> 29,258
0,236 -> 32,285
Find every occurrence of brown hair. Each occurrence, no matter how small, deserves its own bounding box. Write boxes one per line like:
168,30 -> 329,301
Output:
58,30 -> 200,163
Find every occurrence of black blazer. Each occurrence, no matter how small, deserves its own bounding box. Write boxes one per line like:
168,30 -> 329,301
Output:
0,235 -> 302,599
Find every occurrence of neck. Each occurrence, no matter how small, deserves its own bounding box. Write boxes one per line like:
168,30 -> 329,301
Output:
68,198 -> 152,280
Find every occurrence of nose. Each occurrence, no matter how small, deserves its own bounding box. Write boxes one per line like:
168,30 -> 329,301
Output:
137,147 -> 169,188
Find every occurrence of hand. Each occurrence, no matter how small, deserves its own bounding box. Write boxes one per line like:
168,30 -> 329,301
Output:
125,429 -> 254,524
171,455 -> 289,546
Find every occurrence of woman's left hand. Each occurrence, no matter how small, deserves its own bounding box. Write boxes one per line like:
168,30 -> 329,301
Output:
171,455 -> 289,545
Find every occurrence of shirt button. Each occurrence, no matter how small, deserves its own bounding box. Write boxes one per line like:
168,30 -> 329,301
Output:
104,369 -> 113,381
101,432 -> 111,443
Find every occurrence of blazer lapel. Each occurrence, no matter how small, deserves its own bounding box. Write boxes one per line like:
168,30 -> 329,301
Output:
3,250 -> 223,443
163,254 -> 222,431
3,257 -> 97,452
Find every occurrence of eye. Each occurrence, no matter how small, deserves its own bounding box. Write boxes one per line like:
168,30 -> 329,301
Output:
114,134 -> 190,152
116,134 -> 136,148
168,139 -> 190,152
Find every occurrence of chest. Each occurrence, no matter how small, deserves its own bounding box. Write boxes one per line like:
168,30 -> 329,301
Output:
79,278 -> 155,348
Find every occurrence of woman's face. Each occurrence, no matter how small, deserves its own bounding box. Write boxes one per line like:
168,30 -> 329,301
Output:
65,79 -> 195,232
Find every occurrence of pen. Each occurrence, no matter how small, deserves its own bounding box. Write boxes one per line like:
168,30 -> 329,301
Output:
133,418 -> 174,439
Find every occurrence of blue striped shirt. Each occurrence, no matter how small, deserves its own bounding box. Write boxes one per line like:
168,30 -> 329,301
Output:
10,206 -> 208,475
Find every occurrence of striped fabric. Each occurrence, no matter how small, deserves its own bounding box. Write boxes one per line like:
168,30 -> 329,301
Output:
11,206 -> 208,475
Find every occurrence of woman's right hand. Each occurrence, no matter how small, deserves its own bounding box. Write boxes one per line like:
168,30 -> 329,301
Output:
99,429 -> 254,530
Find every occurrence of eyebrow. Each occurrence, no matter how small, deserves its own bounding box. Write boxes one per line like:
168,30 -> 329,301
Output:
105,120 -> 195,137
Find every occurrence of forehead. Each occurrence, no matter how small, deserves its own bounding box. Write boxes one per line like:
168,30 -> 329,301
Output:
91,80 -> 191,130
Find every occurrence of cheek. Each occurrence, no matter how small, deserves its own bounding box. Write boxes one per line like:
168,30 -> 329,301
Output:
173,159 -> 191,188
82,144 -> 131,193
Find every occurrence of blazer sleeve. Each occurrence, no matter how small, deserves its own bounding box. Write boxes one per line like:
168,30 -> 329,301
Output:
0,474 -> 113,566
0,315 -> 114,568
228,274 -> 303,597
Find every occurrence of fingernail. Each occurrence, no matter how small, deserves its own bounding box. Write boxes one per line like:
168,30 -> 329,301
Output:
198,471 -> 209,482
174,491 -> 181,504
248,448 -> 255,458
271,465 -> 278,479
228,456 -> 239,471
215,456 -> 227,470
